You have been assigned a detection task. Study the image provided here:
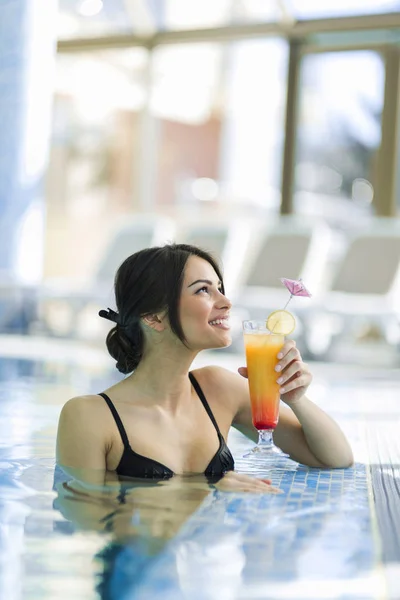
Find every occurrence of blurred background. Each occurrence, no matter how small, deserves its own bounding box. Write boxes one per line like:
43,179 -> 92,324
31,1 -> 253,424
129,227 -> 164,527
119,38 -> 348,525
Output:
2,0 -> 400,369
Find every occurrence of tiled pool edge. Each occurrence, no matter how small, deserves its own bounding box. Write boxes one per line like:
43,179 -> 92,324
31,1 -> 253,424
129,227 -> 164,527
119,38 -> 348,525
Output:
365,454 -> 388,600
365,416 -> 400,600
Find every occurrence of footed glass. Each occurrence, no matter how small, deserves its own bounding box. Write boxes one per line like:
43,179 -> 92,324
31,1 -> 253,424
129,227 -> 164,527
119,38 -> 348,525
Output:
243,320 -> 294,469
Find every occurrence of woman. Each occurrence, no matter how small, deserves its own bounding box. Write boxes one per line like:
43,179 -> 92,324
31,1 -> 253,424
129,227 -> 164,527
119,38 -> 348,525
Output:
57,243 -> 353,492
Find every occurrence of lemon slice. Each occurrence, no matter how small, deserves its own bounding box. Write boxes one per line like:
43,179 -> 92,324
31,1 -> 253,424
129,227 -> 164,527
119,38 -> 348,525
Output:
266,310 -> 296,335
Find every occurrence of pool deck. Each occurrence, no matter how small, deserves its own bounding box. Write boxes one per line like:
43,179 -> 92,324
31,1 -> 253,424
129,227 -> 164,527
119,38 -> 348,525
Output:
0,338 -> 399,600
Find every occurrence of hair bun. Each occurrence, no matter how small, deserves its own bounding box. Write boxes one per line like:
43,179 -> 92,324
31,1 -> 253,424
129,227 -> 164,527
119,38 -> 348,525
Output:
105,325 -> 143,374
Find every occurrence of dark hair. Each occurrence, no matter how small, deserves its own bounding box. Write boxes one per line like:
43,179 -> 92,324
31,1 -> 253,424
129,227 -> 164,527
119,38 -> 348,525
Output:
105,243 -> 224,374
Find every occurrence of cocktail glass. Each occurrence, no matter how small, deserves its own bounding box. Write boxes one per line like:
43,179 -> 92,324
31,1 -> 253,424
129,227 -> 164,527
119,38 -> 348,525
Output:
242,320 -> 290,465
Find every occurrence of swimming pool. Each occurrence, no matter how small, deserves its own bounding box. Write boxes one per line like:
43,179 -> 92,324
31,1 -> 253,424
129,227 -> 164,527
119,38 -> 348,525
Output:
0,352 -> 395,599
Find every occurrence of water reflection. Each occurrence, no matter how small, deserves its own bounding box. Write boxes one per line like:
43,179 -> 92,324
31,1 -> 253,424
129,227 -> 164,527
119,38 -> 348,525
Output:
53,466 -> 246,600
0,496 -> 30,600
54,468 -> 211,541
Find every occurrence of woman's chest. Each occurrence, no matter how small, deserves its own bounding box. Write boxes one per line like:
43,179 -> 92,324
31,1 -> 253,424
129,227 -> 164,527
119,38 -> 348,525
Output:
105,398 -> 233,475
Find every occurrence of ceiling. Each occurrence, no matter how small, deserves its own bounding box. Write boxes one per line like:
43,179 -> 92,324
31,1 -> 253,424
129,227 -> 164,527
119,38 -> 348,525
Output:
58,0 -> 400,40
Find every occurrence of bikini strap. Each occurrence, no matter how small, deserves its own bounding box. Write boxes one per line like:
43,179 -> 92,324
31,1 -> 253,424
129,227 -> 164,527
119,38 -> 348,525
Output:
189,372 -> 222,437
99,392 -> 130,449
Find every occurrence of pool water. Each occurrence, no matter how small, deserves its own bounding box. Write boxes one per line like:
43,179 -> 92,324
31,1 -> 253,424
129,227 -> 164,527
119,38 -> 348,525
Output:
0,355 -> 392,599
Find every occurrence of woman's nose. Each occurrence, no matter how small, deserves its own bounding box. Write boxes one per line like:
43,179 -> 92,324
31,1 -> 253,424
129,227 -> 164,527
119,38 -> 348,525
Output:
216,291 -> 232,309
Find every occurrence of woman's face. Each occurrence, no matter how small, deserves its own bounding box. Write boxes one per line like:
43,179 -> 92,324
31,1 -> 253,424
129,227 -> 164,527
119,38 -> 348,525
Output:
178,255 -> 232,350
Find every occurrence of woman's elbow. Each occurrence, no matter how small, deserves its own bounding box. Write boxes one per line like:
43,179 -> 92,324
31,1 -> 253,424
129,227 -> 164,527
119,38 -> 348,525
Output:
323,451 -> 354,469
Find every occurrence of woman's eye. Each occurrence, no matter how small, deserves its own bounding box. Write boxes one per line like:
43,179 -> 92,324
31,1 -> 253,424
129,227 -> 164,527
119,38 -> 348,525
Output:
196,286 -> 224,295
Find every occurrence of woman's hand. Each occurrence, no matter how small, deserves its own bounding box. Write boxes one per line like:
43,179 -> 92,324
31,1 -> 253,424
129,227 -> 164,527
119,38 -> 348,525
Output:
238,340 -> 312,406
214,471 -> 282,494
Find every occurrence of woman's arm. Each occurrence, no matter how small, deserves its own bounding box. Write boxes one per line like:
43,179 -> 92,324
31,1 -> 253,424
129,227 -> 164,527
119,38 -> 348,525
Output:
56,396 -> 111,487
264,339 -> 353,468
235,390 -> 353,469
206,347 -> 353,468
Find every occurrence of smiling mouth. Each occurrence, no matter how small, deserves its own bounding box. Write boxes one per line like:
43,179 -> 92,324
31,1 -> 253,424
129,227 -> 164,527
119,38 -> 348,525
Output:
208,318 -> 231,329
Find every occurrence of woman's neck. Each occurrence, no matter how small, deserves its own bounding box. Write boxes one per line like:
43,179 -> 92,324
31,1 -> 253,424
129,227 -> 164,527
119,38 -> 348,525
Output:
122,345 -> 199,412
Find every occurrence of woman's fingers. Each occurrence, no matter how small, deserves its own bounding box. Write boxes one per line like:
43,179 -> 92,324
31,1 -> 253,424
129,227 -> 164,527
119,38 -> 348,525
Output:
275,346 -> 301,373
219,472 -> 283,494
276,359 -> 304,386
242,484 -> 282,494
229,472 -> 270,485
280,374 -> 311,394
278,339 -> 296,357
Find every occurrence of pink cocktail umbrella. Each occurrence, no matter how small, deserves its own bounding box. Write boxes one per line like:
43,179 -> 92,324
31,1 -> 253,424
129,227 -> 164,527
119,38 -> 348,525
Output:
280,278 -> 312,310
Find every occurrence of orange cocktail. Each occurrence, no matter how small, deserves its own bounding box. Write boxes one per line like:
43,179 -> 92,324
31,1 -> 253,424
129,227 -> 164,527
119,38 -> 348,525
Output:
244,332 -> 284,430
242,319 -> 289,464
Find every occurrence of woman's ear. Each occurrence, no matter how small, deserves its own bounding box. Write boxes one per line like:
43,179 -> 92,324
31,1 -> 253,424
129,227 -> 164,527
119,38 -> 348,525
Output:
142,313 -> 167,332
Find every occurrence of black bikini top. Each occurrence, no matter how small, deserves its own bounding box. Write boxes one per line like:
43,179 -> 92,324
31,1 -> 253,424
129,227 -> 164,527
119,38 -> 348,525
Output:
99,372 -> 234,480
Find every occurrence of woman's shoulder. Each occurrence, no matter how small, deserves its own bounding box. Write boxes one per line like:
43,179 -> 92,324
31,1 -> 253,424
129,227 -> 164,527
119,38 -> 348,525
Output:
57,394 -> 111,471
61,393 -> 104,411
59,394 -> 110,427
191,365 -> 245,410
192,365 -> 239,384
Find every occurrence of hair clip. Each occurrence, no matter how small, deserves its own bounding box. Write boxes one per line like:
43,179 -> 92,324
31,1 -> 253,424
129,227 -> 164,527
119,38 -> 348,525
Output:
99,308 -> 122,325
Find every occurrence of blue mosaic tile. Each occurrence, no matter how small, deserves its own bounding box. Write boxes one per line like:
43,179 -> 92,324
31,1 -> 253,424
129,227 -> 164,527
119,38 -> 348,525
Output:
112,462 -> 381,600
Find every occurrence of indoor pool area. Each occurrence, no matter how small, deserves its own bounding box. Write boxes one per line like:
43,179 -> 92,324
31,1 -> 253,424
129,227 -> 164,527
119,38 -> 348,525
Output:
4,2 -> 400,599
0,338 -> 399,600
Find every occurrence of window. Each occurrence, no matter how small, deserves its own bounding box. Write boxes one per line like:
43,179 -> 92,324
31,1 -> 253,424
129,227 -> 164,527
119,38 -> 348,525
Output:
294,51 -> 384,226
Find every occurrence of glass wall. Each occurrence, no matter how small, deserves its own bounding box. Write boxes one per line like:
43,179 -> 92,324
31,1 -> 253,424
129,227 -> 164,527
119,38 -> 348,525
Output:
150,43 -> 222,209
217,39 -> 287,215
294,51 -> 384,227
45,40 -> 389,282
45,39 -> 288,280
151,39 -> 287,215
288,0 -> 400,18
45,49 -> 148,279
15,1 -> 400,361
57,0 -> 283,38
